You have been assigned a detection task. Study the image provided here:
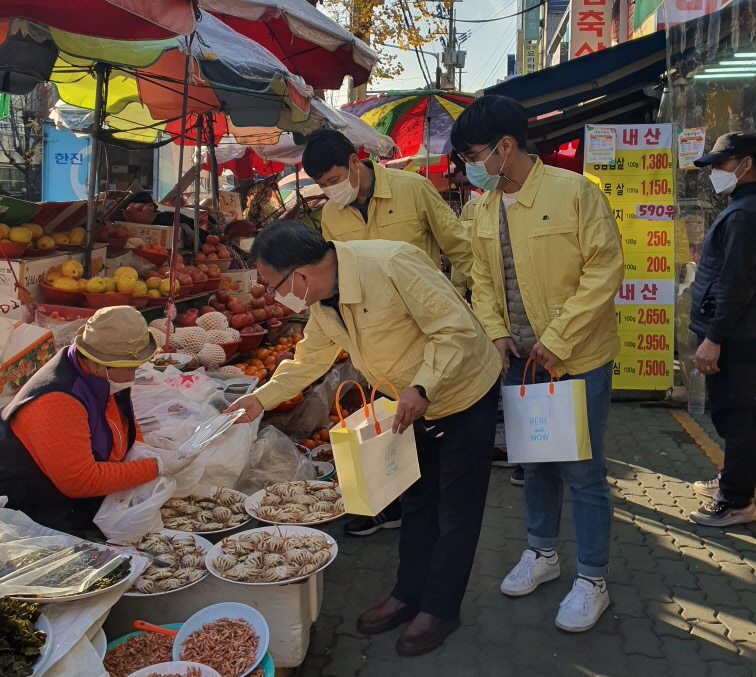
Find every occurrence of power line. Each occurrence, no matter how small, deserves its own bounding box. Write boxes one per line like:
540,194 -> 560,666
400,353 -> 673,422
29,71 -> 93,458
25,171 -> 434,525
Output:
433,0 -> 547,23
398,0 -> 433,87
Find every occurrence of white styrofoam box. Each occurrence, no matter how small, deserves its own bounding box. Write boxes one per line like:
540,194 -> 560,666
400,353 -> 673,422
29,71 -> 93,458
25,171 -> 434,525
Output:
220,269 -> 257,294
114,222 -> 172,249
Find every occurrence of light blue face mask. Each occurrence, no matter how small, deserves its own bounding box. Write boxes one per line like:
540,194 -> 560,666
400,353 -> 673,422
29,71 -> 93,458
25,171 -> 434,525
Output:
465,142 -> 508,191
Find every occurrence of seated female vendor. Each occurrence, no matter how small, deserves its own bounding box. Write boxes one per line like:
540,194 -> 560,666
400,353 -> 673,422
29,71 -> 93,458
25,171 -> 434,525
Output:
0,306 -> 188,539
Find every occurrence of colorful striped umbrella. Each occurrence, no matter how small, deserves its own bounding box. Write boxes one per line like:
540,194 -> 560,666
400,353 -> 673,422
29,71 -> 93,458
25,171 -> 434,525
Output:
341,90 -> 474,157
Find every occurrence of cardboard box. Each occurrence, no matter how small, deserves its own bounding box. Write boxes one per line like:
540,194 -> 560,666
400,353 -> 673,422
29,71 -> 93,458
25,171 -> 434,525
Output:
114,222 -> 173,249
0,245 -> 107,311
219,269 -> 257,294
0,318 -> 55,401
218,190 -> 244,220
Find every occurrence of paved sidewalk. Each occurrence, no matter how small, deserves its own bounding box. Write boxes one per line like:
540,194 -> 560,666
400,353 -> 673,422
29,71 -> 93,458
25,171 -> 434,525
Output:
298,403 -> 756,677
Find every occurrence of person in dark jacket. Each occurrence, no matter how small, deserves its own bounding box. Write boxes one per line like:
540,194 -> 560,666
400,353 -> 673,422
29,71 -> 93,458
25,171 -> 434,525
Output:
0,306 -> 193,539
689,132 -> 756,526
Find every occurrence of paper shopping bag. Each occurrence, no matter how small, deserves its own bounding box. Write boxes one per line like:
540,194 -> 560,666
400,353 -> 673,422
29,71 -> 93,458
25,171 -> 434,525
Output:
502,361 -> 592,463
329,380 -> 420,516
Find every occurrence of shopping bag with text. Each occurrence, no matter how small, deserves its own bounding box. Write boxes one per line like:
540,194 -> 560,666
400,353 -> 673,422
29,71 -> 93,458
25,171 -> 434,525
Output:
502,361 -> 591,463
329,380 -> 420,516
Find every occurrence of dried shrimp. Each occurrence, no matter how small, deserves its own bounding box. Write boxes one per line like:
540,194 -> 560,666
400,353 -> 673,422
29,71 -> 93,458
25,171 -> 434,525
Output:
247,481 -> 344,524
179,617 -> 258,677
145,669 -> 202,677
103,632 -> 173,677
210,529 -> 334,583
161,488 -> 250,532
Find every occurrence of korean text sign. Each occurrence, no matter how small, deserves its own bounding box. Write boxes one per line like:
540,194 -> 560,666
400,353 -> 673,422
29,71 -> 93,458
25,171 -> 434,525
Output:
584,124 -> 675,391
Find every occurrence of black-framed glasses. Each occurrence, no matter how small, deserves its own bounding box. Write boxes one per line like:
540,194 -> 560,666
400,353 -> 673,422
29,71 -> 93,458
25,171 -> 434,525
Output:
459,144 -> 495,166
266,269 -> 295,295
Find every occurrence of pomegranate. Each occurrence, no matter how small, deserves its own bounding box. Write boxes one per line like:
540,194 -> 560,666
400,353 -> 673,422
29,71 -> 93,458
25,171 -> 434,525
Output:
274,351 -> 294,367
175,311 -> 196,327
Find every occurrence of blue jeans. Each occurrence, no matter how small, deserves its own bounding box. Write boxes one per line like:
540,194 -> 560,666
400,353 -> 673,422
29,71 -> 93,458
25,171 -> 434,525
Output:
504,357 -> 614,577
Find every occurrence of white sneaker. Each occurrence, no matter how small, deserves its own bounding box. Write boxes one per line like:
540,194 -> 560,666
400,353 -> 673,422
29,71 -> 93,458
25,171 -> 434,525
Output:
555,577 -> 610,632
500,548 -> 561,596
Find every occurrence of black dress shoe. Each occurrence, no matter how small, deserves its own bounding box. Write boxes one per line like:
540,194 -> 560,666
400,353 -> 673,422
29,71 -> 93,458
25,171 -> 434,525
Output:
396,612 -> 461,656
357,596 -> 418,635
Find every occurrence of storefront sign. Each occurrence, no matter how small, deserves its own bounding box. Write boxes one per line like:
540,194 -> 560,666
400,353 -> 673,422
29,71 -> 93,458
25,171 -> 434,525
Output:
585,126 -> 616,164
584,123 -> 675,390
678,127 -> 707,169
569,0 -> 612,59
523,40 -> 539,74
523,0 -> 542,41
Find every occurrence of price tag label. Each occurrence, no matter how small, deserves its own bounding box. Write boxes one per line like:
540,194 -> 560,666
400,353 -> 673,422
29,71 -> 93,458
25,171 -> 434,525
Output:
621,225 -> 675,253
612,354 -> 673,390
615,305 -> 673,329
635,204 -> 675,220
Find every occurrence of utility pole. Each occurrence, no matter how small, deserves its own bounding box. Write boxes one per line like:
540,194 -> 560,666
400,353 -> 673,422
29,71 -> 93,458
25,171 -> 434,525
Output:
446,3 -> 455,91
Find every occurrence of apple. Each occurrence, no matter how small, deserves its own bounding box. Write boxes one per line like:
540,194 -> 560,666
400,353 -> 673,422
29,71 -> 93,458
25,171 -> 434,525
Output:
195,252 -> 206,261
210,300 -> 226,312
174,260 -> 185,271
207,264 -> 221,278
265,306 -> 275,319
201,243 -> 215,256
175,311 -> 196,327
275,351 -> 294,367
251,323 -> 264,332
199,306 -> 216,315
207,253 -> 219,261
231,313 -> 248,329
250,297 -> 266,310
197,263 -> 209,273
222,311 -> 235,322
216,291 -> 230,304
263,292 -> 275,305
158,265 -> 171,276
228,300 -> 246,314
144,270 -> 161,280
178,273 -> 193,286
216,247 -> 230,259
252,308 -> 267,322
250,284 -> 265,299
196,272 -> 208,282
206,234 -> 220,245
239,325 -> 257,335
272,306 -> 284,318
186,308 -> 199,317
189,269 -> 204,282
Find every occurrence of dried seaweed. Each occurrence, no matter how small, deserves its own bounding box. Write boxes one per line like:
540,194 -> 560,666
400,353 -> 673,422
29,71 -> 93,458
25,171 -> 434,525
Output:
0,599 -> 46,677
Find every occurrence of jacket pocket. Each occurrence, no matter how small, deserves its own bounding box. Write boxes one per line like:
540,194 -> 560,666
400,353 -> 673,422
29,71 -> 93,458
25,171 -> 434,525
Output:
526,222 -> 579,238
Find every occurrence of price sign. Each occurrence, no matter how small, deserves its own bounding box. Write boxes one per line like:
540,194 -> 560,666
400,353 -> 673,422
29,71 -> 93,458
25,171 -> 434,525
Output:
585,124 -> 675,391
636,204 -> 675,220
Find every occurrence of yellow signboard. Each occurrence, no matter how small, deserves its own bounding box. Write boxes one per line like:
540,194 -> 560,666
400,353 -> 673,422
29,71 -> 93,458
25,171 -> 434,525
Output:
584,124 -> 675,391
523,40 -> 539,75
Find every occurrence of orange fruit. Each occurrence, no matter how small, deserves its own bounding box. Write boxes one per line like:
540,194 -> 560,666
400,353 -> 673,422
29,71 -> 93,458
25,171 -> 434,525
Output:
300,439 -> 317,450
150,241 -> 162,251
255,348 -> 270,360
258,368 -> 267,379
250,358 -> 264,368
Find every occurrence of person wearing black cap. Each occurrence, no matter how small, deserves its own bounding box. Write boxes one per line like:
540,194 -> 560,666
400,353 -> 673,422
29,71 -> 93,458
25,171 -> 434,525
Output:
689,132 -> 756,526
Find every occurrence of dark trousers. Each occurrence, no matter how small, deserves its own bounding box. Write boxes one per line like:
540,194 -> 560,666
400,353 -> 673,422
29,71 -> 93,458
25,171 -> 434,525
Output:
391,383 -> 498,619
705,340 -> 756,506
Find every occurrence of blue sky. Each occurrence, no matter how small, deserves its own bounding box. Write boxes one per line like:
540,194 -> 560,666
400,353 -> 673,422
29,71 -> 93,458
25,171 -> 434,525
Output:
326,0 -> 519,104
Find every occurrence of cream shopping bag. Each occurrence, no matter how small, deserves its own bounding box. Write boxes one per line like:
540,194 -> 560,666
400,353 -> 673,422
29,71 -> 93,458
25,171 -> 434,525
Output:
502,360 -> 592,463
329,380 -> 420,516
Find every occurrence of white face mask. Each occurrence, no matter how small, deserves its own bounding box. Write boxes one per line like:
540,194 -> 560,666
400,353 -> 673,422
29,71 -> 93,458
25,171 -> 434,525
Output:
105,367 -> 134,394
275,275 -> 309,314
322,163 -> 360,205
709,158 -> 745,195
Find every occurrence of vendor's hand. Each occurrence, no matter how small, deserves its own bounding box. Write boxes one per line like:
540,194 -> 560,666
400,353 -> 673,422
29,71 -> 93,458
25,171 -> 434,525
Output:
694,338 -> 721,375
223,393 -> 264,423
530,341 -> 558,371
493,337 -> 520,376
393,387 -> 429,435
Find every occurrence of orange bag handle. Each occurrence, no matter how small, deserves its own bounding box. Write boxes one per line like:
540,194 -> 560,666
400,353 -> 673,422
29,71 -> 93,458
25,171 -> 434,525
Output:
369,380 -> 401,435
334,380 -> 369,428
520,358 -> 559,397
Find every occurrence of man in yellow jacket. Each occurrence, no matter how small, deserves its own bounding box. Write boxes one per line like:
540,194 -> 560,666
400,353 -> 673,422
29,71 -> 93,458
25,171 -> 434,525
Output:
226,220 -> 500,656
302,129 -> 475,538
451,95 -> 624,633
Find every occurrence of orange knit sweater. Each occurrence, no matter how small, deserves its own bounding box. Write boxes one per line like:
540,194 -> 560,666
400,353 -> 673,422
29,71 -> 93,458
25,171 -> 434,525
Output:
10,391 -> 158,498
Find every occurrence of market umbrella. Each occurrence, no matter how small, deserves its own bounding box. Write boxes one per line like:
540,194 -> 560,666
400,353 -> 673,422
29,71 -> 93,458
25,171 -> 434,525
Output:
341,90 -> 474,157
0,0 -> 196,40
203,0 -> 378,90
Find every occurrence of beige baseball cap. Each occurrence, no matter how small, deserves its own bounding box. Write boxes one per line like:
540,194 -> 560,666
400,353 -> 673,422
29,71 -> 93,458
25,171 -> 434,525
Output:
74,305 -> 158,367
